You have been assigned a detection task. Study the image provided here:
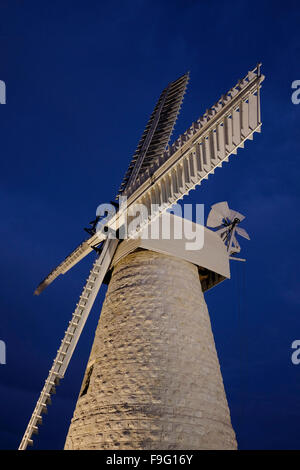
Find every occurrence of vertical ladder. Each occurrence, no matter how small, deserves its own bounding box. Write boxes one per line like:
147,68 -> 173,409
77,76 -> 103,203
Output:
18,238 -> 119,450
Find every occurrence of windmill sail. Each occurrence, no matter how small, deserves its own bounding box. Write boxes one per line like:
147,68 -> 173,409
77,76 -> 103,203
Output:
207,202 -> 231,227
118,72 -> 189,195
34,236 -> 100,295
236,226 -> 250,239
19,239 -> 119,450
122,64 -> 264,234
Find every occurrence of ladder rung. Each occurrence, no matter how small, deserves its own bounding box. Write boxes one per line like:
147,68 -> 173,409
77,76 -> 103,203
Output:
76,302 -> 86,308
57,350 -> 67,356
46,380 -> 56,386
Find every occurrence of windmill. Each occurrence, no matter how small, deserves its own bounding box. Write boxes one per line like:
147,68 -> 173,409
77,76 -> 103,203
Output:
19,65 -> 264,450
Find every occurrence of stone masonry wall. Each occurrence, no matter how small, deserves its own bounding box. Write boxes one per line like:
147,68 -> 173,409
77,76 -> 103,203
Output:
64,250 -> 237,450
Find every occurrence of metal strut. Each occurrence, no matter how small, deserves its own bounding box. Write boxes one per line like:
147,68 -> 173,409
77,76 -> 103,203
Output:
18,238 -> 119,450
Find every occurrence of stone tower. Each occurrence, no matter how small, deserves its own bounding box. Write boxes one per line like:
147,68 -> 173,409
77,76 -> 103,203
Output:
64,241 -> 237,449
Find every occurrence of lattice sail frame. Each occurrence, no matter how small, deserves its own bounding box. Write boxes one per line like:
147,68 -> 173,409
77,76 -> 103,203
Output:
118,73 -> 189,195
119,64 -> 264,231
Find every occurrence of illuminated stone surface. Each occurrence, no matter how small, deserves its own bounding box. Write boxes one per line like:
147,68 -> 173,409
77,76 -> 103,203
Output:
64,250 -> 236,450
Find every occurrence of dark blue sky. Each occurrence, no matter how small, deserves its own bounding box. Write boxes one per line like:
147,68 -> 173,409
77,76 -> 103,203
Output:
0,0 -> 300,450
